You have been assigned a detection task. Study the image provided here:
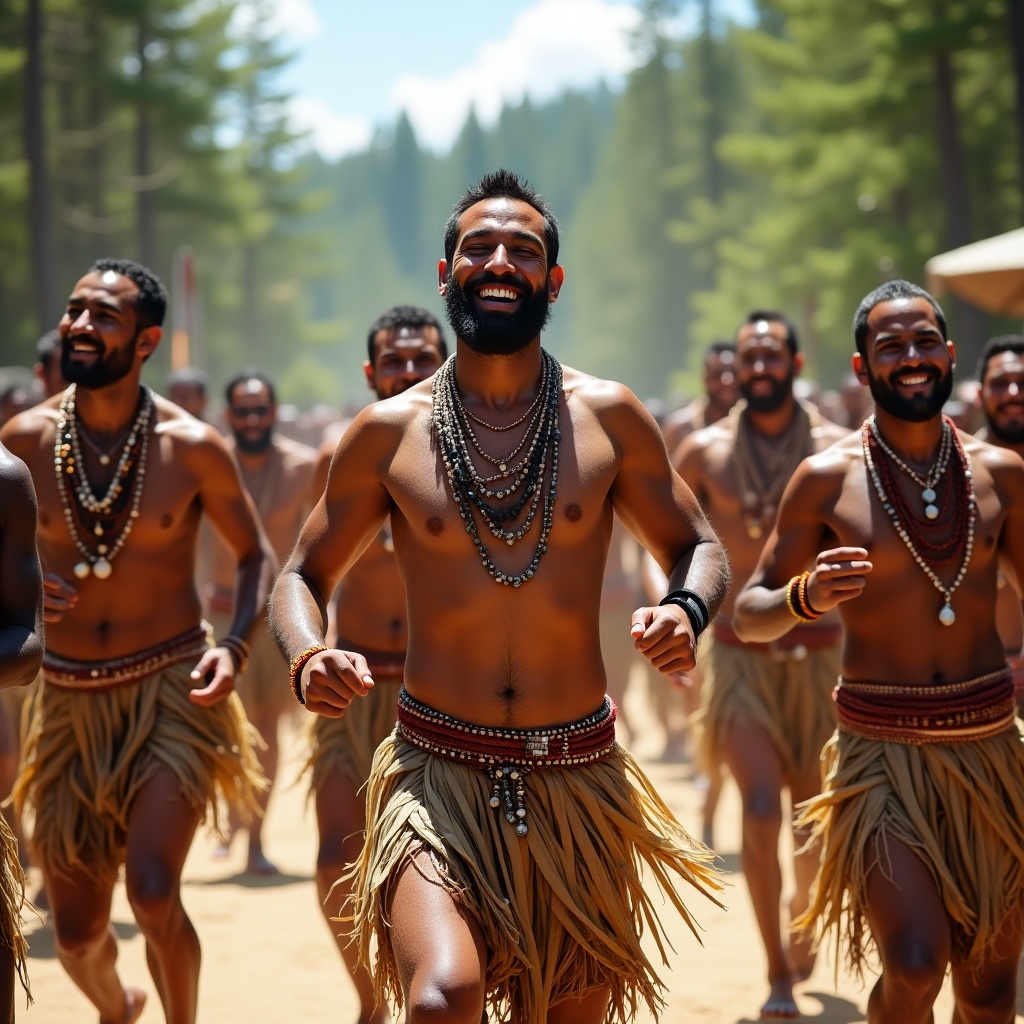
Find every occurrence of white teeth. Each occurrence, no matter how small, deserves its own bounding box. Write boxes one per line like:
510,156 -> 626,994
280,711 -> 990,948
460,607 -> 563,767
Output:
479,287 -> 517,301
899,375 -> 929,385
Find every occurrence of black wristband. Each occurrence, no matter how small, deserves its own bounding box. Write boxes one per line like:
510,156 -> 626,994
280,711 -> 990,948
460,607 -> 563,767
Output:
659,589 -> 710,638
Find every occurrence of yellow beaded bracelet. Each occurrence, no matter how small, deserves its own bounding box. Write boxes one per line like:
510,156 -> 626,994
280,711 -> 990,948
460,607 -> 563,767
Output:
289,644 -> 329,705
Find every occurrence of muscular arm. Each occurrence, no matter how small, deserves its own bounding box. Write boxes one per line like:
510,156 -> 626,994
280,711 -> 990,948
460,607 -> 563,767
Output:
606,388 -> 730,672
733,456 -> 870,641
0,448 -> 44,688
989,449 -> 1024,657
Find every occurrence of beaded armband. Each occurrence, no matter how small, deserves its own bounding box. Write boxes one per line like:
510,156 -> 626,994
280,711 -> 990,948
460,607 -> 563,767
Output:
288,644 -> 329,705
786,571 -> 823,621
659,589 -> 710,639
219,635 -> 251,674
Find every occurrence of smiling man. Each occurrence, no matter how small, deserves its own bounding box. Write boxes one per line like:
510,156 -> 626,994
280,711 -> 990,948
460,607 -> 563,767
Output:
732,280 -> 1024,1024
271,170 -> 729,1024
674,311 -> 849,1020
0,258 -> 270,1024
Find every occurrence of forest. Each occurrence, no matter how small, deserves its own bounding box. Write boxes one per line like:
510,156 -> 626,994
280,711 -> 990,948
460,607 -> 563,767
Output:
1,0 -> 1021,406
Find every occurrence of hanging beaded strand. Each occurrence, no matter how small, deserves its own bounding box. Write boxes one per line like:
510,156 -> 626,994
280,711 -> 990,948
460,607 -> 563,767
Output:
862,417 -> 976,625
869,417 -> 953,520
432,349 -> 562,586
54,384 -> 153,580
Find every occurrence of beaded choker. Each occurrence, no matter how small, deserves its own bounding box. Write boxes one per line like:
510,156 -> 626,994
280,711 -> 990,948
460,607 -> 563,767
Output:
862,416 -> 976,625
54,384 -> 153,580
431,350 -> 562,586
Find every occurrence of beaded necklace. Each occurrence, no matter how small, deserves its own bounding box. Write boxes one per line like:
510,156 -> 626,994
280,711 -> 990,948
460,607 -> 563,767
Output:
54,384 -> 153,580
861,416 -> 975,626
431,350 -> 561,586
869,417 -> 952,520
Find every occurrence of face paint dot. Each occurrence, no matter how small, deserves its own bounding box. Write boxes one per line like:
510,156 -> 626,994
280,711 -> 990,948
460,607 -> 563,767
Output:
101,270 -> 119,285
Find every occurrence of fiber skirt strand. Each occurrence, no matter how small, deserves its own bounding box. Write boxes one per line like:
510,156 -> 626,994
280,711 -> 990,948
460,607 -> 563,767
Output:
0,814 -> 29,999
348,736 -> 722,1024
15,660 -> 264,882
795,725 -> 1024,975
695,637 -> 838,781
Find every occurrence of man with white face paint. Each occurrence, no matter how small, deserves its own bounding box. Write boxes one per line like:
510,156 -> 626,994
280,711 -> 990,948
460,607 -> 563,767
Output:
675,311 -> 849,1020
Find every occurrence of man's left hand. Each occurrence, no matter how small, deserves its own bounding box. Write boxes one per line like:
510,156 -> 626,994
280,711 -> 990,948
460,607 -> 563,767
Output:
631,605 -> 697,675
189,647 -> 237,706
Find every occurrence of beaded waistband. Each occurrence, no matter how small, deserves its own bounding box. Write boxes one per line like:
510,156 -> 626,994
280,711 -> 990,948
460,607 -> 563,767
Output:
43,624 -> 211,691
834,668 -> 1016,744
713,617 -> 842,661
336,638 -> 405,683
396,687 -> 618,836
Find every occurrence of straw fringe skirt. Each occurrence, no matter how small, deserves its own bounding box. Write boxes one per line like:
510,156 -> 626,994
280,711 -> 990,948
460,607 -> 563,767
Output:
0,814 -> 29,999
695,638 -> 839,780
14,660 -> 264,882
795,725 -> 1024,975
347,736 -> 722,1024
304,679 -> 403,793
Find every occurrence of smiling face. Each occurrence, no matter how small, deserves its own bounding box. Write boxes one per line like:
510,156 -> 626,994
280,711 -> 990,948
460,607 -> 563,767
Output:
365,326 -> 446,399
981,350 -> 1024,445
226,379 -> 276,454
854,297 -> 954,423
439,197 -> 563,355
704,349 -> 739,413
59,270 -> 158,390
735,320 -> 801,413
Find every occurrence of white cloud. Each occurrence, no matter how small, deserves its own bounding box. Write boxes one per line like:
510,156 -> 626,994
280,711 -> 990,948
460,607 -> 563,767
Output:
287,97 -> 373,161
389,0 -> 641,152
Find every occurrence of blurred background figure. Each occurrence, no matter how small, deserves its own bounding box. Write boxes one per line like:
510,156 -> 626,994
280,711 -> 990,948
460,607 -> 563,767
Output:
166,367 -> 210,422
33,329 -> 66,400
663,341 -> 739,455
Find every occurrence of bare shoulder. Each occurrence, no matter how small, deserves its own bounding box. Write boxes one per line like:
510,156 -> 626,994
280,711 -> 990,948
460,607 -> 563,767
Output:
791,430 -> 862,501
813,413 -> 854,448
0,443 -> 36,509
963,433 -> 1024,498
337,378 -> 433,457
274,434 -> 319,470
561,365 -> 665,454
0,397 -> 61,456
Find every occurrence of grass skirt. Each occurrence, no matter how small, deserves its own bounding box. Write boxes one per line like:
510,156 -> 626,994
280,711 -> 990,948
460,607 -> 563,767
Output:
796,724 -> 1024,975
14,659 -> 263,882
0,814 -> 28,999
695,636 -> 838,781
348,735 -> 722,1023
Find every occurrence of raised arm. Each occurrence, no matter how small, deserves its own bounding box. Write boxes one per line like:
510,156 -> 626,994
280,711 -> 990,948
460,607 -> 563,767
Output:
0,446 -> 44,689
732,454 -> 871,642
604,386 -> 730,674
270,405 -> 396,716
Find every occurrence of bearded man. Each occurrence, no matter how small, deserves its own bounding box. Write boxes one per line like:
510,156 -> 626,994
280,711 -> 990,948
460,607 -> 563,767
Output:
271,170 -> 729,1024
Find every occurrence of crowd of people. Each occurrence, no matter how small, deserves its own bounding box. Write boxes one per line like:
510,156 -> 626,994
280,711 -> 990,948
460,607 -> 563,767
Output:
0,169 -> 1022,1024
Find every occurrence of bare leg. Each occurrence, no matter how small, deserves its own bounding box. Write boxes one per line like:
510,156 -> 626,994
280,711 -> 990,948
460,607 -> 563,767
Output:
243,709 -> 280,874
315,770 -> 386,1024
547,986 -> 609,1023
390,850 -> 487,1024
44,861 -> 145,1023
787,771 -> 823,982
124,766 -> 202,1024
863,837 -> 950,1024
949,908 -> 1023,1024
722,718 -> 796,1019
701,762 -> 724,850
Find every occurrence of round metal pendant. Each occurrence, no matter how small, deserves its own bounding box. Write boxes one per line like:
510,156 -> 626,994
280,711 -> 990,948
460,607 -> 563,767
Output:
922,487 -> 936,503
92,558 -> 113,580
925,504 -> 939,520
938,604 -> 956,626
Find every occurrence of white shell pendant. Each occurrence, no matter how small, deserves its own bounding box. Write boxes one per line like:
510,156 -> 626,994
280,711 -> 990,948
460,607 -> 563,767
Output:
922,488 -> 936,503
74,561 -> 91,579
939,603 -> 956,626
92,558 -> 113,580
925,504 -> 939,520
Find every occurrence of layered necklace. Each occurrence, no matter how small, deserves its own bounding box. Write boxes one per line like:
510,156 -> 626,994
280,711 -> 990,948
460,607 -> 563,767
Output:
431,349 -> 561,586
862,415 -> 975,626
732,399 -> 818,539
54,384 -> 153,580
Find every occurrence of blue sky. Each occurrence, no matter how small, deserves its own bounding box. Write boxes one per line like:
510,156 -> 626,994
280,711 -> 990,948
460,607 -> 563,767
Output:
258,0 -> 754,159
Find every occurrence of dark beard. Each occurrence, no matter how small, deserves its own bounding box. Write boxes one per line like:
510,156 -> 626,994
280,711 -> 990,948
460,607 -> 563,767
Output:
61,333 -> 137,389
443,273 -> 551,356
985,412 -> 1024,445
740,374 -> 792,413
234,427 -> 273,454
865,366 -> 953,423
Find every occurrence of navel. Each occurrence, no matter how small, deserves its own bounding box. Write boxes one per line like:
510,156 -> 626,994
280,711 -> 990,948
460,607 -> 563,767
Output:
160,513 -> 173,529
426,516 -> 444,536
563,502 -> 582,523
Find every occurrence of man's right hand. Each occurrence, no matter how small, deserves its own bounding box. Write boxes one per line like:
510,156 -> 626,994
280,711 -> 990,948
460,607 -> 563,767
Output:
806,547 -> 873,612
42,572 -> 78,623
301,649 -> 375,717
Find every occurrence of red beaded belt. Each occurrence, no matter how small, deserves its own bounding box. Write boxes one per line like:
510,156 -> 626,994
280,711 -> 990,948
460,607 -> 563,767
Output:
42,624 -> 211,691
834,668 -> 1016,744
713,617 -> 842,661
396,687 -> 618,837
336,637 -> 405,683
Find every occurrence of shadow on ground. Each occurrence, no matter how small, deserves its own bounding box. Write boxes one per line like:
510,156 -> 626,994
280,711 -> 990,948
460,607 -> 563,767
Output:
735,989 -> 863,1023
190,870 -> 311,889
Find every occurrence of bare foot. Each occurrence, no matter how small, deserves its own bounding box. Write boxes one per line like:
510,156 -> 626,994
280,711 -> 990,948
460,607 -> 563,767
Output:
760,978 -> 799,1020
100,986 -> 147,1024
787,898 -> 816,982
246,850 -> 279,876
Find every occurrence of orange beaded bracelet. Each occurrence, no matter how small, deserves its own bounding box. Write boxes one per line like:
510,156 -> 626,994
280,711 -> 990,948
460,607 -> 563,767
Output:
289,644 -> 329,705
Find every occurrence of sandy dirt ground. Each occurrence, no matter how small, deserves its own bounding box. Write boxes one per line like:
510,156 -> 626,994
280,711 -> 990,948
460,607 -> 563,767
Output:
18,670 -> 1024,1023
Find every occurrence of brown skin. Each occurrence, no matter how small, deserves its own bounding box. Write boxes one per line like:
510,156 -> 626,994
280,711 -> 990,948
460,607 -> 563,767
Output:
0,444 -> 43,1024
734,297 -> 1024,1024
0,269 -> 274,1024
663,347 -> 739,454
272,197 -> 729,1024
674,320 -> 849,1017
978,350 -> 1024,702
208,379 -> 317,873
313,325 -> 444,1024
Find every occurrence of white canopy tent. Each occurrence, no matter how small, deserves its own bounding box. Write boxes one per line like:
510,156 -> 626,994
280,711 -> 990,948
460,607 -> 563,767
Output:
925,227 -> 1024,317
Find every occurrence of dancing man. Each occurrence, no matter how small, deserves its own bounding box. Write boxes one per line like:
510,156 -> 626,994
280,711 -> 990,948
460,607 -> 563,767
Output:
1,258 -> 270,1024
734,280 -> 1024,1024
272,170 -> 729,1024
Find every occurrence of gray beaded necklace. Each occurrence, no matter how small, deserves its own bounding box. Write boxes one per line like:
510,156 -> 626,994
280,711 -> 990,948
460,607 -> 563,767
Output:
432,350 -> 562,587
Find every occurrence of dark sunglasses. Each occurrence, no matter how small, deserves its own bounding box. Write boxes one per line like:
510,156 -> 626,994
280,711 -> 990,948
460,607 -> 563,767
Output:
230,405 -> 272,417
